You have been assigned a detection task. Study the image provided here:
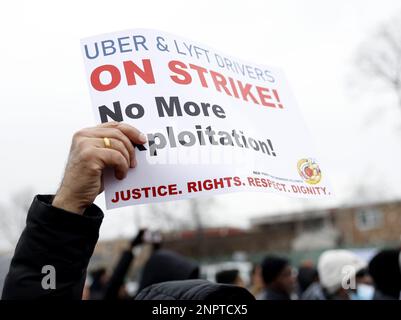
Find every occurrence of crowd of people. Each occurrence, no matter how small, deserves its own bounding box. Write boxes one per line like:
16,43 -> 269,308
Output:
245,248 -> 400,300
1,123 -> 400,300
83,230 -> 401,300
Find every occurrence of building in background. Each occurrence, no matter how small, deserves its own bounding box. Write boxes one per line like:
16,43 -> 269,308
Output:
91,200 -> 401,270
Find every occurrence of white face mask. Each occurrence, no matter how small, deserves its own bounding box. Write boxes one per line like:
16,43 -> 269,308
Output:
350,284 -> 375,300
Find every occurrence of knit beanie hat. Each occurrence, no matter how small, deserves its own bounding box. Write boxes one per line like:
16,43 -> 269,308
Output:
317,249 -> 367,294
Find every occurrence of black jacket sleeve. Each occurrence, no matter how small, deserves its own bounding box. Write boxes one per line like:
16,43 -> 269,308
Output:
1,195 -> 103,300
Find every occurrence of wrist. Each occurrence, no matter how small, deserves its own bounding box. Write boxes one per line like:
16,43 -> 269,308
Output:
52,189 -> 86,215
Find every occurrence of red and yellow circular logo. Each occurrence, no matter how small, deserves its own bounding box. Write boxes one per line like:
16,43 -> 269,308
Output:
297,158 -> 321,185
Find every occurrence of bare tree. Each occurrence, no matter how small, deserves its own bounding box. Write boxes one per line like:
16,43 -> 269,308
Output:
0,188 -> 34,249
186,197 -> 215,257
349,14 -> 401,206
143,197 -> 215,232
355,14 -> 401,109
146,201 -> 189,231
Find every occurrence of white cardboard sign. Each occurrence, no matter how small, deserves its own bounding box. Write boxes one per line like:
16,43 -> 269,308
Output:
81,29 -> 332,209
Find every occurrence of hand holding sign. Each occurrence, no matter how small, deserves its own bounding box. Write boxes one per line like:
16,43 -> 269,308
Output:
52,122 -> 146,214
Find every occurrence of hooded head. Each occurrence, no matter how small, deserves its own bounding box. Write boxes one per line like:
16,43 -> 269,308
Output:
216,269 -> 244,287
138,249 -> 199,292
369,248 -> 401,299
317,249 -> 367,296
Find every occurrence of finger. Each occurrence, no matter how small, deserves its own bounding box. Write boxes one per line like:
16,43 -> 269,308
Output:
78,135 -> 132,168
97,148 -> 129,180
93,137 -> 131,168
82,127 -> 136,167
99,122 -> 147,145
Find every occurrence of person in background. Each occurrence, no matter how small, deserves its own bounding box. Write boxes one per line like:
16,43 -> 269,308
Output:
369,248 -> 401,300
215,269 -> 245,287
89,267 -> 109,300
248,264 -> 265,298
296,262 -> 319,296
302,249 -> 370,300
260,255 -> 296,300
350,267 -> 374,300
102,229 -> 151,300
354,267 -> 372,285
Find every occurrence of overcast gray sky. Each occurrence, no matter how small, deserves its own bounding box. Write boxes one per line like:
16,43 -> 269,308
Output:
1,0 -> 401,248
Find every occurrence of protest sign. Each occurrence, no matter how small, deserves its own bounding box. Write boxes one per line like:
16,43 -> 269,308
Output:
81,29 -> 332,209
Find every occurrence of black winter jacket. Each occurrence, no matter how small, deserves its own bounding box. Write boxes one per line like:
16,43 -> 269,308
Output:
1,195 -> 254,302
1,195 -> 103,300
136,279 -> 255,301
